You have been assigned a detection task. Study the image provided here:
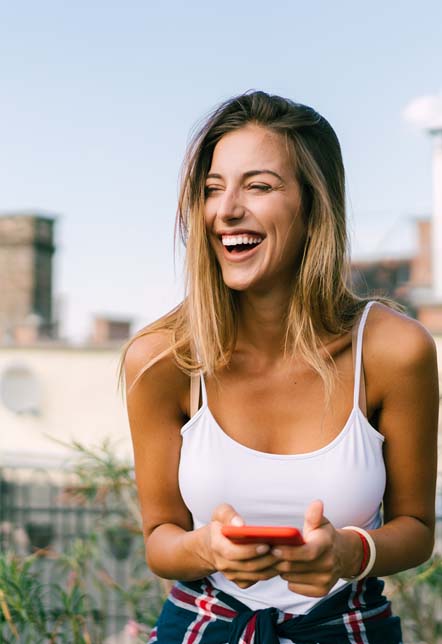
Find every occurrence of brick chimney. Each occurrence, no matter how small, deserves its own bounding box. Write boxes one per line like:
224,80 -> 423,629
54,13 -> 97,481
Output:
0,213 -> 56,342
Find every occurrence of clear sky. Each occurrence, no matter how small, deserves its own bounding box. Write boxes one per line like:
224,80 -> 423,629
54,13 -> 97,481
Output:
1,1 -> 441,341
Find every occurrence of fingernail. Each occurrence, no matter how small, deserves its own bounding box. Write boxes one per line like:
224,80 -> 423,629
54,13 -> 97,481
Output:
272,548 -> 282,557
231,516 -> 244,526
256,545 -> 270,555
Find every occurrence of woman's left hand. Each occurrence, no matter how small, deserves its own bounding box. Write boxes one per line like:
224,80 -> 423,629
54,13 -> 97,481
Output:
274,500 -> 362,597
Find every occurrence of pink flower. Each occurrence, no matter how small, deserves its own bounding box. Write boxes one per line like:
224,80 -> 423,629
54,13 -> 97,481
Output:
125,620 -> 141,638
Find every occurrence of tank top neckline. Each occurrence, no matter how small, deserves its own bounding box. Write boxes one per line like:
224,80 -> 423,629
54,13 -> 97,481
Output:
181,301 -> 384,460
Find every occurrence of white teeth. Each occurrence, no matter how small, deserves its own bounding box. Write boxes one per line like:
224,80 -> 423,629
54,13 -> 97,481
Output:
221,234 -> 263,246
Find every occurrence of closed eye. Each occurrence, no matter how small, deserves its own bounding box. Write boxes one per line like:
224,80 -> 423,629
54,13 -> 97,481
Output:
248,183 -> 272,192
204,185 -> 222,197
204,183 -> 273,197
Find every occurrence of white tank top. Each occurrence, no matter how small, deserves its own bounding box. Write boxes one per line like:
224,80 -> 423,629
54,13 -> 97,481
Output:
178,301 -> 385,615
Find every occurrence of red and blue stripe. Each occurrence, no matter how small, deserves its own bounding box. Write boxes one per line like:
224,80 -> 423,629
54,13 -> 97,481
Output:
147,576 -> 402,643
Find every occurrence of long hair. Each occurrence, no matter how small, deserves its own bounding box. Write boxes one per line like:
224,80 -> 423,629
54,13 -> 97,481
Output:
119,91 -> 383,397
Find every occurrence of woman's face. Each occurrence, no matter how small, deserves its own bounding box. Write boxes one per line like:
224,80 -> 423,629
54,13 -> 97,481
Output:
204,124 -> 307,293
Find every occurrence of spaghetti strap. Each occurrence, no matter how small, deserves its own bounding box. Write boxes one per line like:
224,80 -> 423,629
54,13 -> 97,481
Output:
189,371 -> 207,417
353,301 -> 375,412
190,372 -> 200,418
200,371 -> 208,406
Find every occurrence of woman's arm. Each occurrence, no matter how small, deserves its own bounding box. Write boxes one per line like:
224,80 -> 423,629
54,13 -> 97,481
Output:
273,305 -> 439,596
124,332 -> 279,584
364,305 -> 439,573
124,331 -> 207,579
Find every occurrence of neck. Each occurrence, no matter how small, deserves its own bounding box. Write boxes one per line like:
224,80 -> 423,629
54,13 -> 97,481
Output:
235,286 -> 292,361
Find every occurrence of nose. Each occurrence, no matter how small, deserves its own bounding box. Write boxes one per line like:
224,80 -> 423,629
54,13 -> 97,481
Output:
216,188 -> 245,221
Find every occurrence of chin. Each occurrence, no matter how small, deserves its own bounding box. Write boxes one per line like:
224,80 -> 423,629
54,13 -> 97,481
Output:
222,276 -> 259,292
221,280 -> 248,292
218,269 -> 248,289
226,284 -> 250,292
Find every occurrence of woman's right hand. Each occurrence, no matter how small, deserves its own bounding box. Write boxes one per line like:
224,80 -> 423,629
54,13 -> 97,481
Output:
204,503 -> 280,589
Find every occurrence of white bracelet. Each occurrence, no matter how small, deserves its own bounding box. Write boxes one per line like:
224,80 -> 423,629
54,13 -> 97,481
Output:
341,526 -> 376,581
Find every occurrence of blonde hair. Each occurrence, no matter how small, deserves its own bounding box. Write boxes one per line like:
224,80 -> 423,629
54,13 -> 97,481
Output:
119,91 -> 387,397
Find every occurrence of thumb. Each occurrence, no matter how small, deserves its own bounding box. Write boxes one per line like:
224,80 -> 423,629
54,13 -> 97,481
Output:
211,503 -> 244,526
303,499 -> 328,539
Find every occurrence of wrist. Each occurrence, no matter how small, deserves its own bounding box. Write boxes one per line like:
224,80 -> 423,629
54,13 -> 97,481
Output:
337,528 -> 363,578
340,526 -> 376,581
182,525 -> 217,576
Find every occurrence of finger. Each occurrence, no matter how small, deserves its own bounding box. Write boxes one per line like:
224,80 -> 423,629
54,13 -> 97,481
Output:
286,580 -> 332,598
303,499 -> 328,540
212,503 -> 244,526
228,553 -> 280,572
235,581 -> 256,589
280,570 -> 331,586
224,566 -> 279,583
275,556 -> 330,574
271,542 -> 322,563
222,543 -> 276,562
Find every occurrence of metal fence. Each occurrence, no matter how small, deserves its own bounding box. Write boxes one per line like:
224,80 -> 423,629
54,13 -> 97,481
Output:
0,464 -> 163,641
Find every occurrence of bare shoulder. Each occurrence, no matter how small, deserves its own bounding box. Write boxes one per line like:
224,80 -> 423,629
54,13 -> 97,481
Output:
124,329 -> 188,410
363,302 -> 437,377
124,328 -> 172,388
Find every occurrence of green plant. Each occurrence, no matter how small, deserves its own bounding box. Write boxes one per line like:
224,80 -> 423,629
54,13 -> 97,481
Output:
0,551 -> 99,643
49,584 -> 100,643
0,552 -> 47,641
1,439 -> 171,639
387,555 -> 442,644
56,438 -> 141,529
57,438 -> 166,629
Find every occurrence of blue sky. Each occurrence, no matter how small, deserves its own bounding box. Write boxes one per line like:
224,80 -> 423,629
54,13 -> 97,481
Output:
0,1 -> 441,341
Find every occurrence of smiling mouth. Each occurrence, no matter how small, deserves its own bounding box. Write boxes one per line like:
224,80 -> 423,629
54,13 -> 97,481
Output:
226,242 -> 261,253
220,234 -> 264,254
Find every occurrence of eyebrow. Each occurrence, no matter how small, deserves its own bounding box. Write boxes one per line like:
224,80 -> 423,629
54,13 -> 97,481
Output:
206,169 -> 285,182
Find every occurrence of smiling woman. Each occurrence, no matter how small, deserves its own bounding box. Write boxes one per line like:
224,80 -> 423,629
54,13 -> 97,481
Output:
203,125 -> 306,293
119,91 -> 438,644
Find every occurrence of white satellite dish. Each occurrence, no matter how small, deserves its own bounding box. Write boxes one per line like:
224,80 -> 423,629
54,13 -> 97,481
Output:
0,364 -> 42,415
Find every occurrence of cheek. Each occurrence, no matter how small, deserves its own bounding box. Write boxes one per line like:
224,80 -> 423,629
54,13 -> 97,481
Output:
284,213 -> 307,244
204,206 -> 215,231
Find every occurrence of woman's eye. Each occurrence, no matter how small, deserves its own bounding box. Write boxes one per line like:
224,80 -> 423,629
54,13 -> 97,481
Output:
249,183 -> 272,192
204,186 -> 221,196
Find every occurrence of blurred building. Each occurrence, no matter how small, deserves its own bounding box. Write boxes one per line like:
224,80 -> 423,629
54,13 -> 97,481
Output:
353,125 -> 442,334
0,212 -> 133,466
351,218 -> 433,318
0,342 -> 130,464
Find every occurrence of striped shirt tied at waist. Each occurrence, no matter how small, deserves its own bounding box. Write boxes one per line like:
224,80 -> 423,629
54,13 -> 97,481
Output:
148,576 -> 402,643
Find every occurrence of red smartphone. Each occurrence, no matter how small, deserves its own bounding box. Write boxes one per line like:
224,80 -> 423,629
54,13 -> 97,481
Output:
222,525 -> 305,546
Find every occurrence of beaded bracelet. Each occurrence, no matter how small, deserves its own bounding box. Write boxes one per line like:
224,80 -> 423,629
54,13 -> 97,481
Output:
341,526 -> 376,581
